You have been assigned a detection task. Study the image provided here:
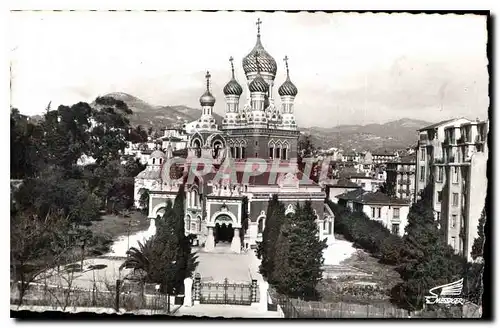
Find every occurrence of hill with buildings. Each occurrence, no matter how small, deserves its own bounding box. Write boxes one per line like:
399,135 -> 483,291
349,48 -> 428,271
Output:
302,118 -> 433,152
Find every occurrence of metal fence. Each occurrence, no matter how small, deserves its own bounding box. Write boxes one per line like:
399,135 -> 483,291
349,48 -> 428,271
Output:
10,279 -> 172,314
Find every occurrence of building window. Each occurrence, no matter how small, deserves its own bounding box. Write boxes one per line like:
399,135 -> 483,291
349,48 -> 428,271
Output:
451,214 -> 457,228
391,223 -> 400,235
437,166 -> 443,182
393,208 -> 400,219
241,147 -> 246,159
269,147 -> 274,159
452,193 -> 459,206
452,167 -> 459,183
420,166 -> 425,181
420,148 -> 425,161
275,147 -> 281,159
255,152 -> 259,158
323,221 -> 327,231
372,207 -> 381,219
282,148 -> 288,160
230,146 -> 235,158
451,236 -> 456,250
235,147 -> 240,159
436,211 -> 441,221
329,222 -> 333,234
255,141 -> 258,146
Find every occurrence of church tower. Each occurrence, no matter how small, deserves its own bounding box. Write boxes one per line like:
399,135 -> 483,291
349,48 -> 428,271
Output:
278,56 -> 298,130
198,71 -> 218,131
222,57 -> 243,129
220,18 -> 300,167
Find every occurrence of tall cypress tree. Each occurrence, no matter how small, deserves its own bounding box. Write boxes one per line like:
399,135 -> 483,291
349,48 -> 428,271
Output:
273,201 -> 327,300
259,195 -> 286,279
471,207 -> 486,261
392,184 -> 464,310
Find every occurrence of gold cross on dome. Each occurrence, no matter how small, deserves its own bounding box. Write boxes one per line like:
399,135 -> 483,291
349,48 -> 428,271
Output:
256,18 -> 262,34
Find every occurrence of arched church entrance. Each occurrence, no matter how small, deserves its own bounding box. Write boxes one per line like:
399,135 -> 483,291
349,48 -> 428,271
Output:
213,214 -> 234,246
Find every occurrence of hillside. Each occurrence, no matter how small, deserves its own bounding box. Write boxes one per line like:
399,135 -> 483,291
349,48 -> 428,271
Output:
27,92 -> 433,151
302,118 -> 432,152
100,92 -> 223,130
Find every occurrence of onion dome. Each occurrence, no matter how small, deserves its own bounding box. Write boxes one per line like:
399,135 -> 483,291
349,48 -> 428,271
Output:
199,71 -> 216,106
248,51 -> 269,93
278,56 -> 298,97
242,19 -> 277,76
223,57 -> 243,96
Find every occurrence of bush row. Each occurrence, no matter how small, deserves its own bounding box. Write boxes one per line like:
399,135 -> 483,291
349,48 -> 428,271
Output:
327,200 -> 403,265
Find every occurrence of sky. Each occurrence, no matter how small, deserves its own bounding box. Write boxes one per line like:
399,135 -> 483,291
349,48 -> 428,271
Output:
10,11 -> 489,127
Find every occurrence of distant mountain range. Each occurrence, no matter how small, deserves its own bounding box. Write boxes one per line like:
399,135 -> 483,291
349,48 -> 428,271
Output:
98,92 -> 224,129
301,118 -> 432,152
28,92 -> 433,152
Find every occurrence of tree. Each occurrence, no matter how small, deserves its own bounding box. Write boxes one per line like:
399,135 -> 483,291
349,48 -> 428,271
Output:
40,102 -> 93,171
11,209 -> 77,305
89,96 -> 133,165
272,201 -> 327,300
391,184 -> 464,311
259,195 -> 285,278
10,108 -> 45,179
470,207 -> 486,261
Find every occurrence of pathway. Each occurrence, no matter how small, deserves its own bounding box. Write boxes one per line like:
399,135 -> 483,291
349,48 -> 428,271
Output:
175,304 -> 281,318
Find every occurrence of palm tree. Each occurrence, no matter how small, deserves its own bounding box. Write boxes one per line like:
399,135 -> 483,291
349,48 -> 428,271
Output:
119,238 -> 153,276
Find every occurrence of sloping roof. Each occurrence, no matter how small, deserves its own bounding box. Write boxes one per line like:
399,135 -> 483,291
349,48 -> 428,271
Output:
136,168 -> 161,180
418,118 -> 463,131
329,178 -> 361,188
337,190 -> 409,206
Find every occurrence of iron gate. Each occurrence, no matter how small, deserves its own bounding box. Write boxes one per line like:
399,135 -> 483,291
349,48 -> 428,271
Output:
193,275 -> 258,306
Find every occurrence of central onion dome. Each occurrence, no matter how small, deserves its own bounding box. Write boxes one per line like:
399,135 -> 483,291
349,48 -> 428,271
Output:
199,71 -> 216,106
242,19 -> 277,77
248,51 -> 270,93
223,56 -> 243,96
278,56 -> 298,97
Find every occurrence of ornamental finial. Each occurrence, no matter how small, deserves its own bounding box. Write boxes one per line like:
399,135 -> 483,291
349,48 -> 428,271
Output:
205,71 -> 211,91
284,55 -> 289,78
229,56 -> 235,78
256,18 -> 262,36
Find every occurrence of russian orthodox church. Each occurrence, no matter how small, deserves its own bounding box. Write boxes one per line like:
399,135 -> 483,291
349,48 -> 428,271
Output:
134,19 -> 334,253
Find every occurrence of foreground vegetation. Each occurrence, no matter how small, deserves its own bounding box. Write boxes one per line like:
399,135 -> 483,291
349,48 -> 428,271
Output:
10,97 -> 156,305
327,185 -> 485,311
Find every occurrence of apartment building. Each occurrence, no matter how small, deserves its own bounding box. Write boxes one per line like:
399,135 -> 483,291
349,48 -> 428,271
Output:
415,118 -> 489,261
385,155 -> 416,202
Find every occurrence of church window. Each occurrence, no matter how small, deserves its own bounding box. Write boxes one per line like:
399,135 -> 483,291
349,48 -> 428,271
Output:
275,147 -> 281,159
152,158 -> 155,165
269,147 -> 274,159
282,148 -> 287,160
230,147 -> 235,158
241,147 -> 246,159
235,147 -> 240,159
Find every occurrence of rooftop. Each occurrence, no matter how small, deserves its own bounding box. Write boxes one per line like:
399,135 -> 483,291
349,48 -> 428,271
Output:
418,117 -> 469,131
326,178 -> 361,188
337,190 -> 410,206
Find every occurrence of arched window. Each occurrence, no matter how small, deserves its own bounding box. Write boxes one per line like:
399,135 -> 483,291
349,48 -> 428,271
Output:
185,216 -> 191,231
275,147 -> 281,159
241,147 -> 246,159
282,148 -> 288,160
235,145 -> 241,159
258,216 -> 266,233
152,158 -> 156,165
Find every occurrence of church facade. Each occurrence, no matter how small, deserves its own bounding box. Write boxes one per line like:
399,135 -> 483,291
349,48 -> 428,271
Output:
134,20 -> 334,253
